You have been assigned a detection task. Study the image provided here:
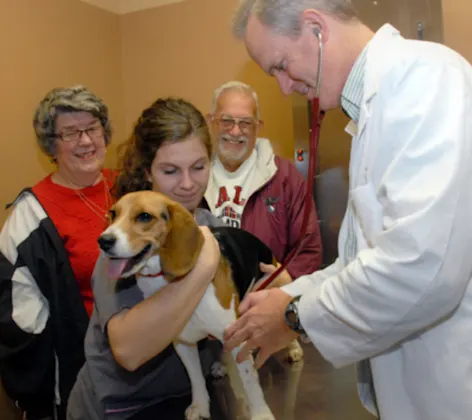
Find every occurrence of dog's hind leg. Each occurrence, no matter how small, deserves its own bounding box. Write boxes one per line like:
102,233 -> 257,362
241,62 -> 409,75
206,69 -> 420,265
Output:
174,342 -> 211,420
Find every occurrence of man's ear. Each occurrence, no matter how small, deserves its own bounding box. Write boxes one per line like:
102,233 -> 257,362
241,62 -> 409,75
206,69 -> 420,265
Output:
301,9 -> 329,43
256,119 -> 264,134
159,200 -> 205,279
205,113 -> 214,125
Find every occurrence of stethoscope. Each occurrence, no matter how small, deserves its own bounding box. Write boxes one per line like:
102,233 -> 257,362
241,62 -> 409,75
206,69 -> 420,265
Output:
253,28 -> 325,292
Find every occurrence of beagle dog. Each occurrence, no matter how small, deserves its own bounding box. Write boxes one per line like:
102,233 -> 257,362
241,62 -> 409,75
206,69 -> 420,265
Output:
98,190 -> 302,420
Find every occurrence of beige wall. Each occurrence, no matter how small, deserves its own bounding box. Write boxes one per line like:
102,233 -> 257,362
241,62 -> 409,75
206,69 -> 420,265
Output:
0,0 -> 469,226
120,0 -> 295,161
0,0 -> 123,416
0,0 -> 290,415
442,0 -> 472,63
0,0 -> 294,227
1,0 -> 471,417
0,0 -> 124,225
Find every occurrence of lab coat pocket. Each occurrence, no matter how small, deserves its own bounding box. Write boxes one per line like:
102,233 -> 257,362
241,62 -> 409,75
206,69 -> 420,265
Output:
350,183 -> 383,250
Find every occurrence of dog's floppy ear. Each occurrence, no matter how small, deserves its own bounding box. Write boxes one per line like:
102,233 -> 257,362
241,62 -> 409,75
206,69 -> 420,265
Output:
159,201 -> 205,279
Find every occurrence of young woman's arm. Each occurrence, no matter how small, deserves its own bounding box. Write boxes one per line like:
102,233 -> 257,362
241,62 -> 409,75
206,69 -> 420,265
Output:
107,226 -> 220,371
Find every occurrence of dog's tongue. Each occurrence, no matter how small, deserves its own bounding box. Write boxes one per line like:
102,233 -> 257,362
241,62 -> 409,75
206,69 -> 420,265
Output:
106,258 -> 129,280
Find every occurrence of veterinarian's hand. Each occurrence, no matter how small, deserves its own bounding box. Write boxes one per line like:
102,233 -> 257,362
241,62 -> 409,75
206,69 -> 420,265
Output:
238,289 -> 269,314
252,262 -> 293,291
223,288 -> 298,369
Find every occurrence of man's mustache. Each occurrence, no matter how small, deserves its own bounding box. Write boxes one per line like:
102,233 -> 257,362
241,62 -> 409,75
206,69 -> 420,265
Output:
220,134 -> 249,143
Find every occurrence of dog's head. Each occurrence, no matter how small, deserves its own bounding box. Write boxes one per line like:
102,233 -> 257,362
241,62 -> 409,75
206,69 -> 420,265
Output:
98,190 -> 204,280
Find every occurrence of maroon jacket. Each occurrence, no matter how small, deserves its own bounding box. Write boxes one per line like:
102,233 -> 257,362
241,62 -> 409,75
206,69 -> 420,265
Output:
203,155 -> 322,279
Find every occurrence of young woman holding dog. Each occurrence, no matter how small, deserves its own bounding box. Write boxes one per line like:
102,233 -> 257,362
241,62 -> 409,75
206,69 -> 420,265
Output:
67,98 -> 230,420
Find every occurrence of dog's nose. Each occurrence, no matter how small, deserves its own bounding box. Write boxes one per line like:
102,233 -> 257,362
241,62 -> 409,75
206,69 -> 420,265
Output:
98,234 -> 117,252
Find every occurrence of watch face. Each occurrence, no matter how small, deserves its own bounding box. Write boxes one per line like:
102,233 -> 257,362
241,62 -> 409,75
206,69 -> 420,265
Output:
285,298 -> 305,336
286,307 -> 298,326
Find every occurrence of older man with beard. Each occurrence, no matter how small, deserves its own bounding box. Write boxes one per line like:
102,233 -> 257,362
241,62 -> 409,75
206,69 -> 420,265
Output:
203,80 -> 322,284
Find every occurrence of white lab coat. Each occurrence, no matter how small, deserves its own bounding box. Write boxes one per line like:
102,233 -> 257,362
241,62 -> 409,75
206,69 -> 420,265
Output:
283,24 -> 472,419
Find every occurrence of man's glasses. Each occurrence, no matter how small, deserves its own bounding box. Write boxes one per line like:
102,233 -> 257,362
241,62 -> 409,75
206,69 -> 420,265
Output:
55,125 -> 104,143
214,117 -> 258,132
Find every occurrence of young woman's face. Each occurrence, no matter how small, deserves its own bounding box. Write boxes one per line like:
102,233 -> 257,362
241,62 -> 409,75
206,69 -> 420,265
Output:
148,135 -> 210,212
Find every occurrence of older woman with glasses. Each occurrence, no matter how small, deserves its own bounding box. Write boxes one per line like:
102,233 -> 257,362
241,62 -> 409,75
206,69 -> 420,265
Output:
0,85 -> 116,420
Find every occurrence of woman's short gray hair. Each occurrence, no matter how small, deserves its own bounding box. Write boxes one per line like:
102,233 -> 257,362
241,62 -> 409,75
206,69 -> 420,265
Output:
232,0 -> 358,38
33,85 -> 112,157
211,81 -> 260,119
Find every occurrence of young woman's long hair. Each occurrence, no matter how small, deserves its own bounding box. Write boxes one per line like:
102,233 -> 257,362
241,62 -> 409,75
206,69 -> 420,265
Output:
113,97 -> 212,200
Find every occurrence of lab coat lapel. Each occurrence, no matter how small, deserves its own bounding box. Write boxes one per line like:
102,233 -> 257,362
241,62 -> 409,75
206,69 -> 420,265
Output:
353,24 -> 402,185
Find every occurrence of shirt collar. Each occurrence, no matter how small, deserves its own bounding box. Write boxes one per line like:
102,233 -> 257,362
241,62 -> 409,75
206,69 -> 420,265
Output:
341,45 -> 368,123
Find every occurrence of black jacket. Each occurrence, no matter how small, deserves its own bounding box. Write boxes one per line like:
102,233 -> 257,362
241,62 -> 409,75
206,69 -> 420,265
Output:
0,189 -> 89,419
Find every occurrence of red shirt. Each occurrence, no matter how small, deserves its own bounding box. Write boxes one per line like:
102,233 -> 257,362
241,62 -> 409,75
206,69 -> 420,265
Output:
32,169 -> 117,317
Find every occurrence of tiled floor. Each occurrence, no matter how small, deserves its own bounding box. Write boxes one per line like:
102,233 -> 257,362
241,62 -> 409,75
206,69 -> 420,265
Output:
132,341 -> 376,419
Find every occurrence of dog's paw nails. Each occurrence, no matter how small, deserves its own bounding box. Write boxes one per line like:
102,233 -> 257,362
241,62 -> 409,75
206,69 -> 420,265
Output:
210,361 -> 228,379
284,340 -> 304,363
185,402 -> 210,420
286,347 -> 304,363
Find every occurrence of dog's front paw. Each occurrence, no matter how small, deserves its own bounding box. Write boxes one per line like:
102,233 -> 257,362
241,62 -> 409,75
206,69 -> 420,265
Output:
285,339 -> 304,363
210,361 -> 228,380
185,402 -> 210,420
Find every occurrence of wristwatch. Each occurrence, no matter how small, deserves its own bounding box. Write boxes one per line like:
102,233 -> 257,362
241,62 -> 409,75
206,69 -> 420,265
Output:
284,295 -> 307,338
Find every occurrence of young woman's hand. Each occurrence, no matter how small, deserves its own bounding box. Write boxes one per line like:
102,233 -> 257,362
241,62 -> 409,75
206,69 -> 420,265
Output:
196,226 -> 221,283
252,262 -> 293,291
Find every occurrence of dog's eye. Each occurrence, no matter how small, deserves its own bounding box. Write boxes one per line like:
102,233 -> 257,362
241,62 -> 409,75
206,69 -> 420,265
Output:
136,212 -> 154,223
108,209 -> 116,222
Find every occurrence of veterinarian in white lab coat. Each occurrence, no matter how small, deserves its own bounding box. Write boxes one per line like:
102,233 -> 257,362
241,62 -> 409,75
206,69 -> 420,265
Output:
224,2 -> 472,419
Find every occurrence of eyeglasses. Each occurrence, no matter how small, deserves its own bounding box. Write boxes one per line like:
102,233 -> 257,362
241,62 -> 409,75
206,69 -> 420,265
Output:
55,125 -> 104,143
214,117 -> 258,132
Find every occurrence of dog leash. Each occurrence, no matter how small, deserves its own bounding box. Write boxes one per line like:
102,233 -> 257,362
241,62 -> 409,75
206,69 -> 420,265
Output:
252,100 -> 325,293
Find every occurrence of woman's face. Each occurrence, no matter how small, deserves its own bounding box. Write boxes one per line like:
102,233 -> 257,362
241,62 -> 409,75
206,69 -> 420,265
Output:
149,135 -> 210,212
54,111 -> 107,178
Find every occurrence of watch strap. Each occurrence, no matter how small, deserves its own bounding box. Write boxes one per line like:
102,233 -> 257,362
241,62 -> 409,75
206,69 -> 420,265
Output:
285,295 -> 307,338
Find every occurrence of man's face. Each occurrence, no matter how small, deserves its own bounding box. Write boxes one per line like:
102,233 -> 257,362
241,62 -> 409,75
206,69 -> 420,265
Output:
244,14 -> 337,110
211,89 -> 260,171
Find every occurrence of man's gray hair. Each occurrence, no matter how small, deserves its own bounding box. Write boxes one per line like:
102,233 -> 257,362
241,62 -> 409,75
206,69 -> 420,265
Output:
211,81 -> 260,119
232,0 -> 358,38
33,85 -> 112,157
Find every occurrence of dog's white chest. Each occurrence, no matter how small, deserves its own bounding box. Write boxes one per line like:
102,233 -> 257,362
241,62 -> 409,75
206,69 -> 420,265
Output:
177,283 -> 237,344
136,256 -> 168,298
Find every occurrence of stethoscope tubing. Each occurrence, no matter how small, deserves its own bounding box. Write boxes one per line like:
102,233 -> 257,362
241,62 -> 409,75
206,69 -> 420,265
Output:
252,33 -> 325,293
